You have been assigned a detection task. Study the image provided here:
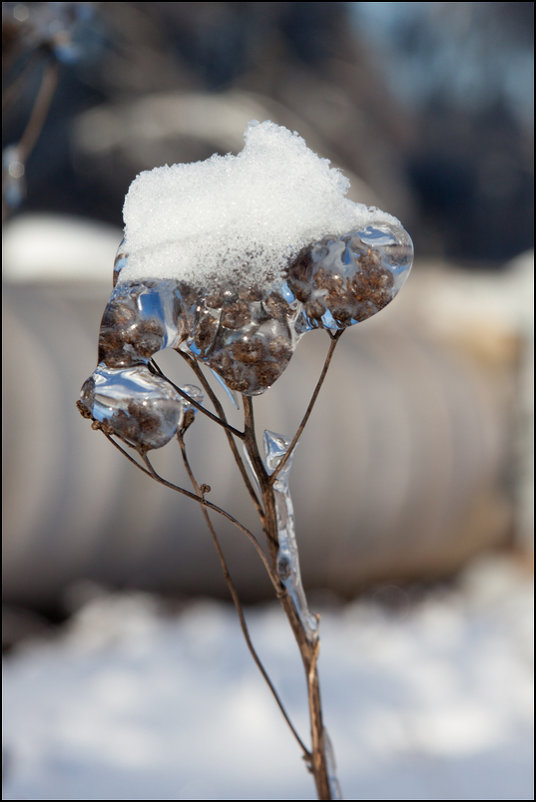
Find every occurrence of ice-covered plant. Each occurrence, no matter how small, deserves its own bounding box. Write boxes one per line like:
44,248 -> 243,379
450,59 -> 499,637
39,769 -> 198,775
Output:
77,121 -> 413,800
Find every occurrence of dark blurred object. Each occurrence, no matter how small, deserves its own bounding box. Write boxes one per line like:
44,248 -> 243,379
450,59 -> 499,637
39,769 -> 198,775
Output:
2,1 -> 93,216
355,1 -> 534,264
2,2 -> 533,264
2,1 -> 90,66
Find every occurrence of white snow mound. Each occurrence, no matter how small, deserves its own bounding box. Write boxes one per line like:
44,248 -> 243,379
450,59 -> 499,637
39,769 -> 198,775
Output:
120,120 -> 395,290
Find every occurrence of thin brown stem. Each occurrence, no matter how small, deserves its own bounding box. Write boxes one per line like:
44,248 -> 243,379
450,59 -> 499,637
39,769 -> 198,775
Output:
242,395 -> 268,484
103,430 -> 154,471
102,431 -> 279,591
3,59 -> 59,220
270,331 -> 343,484
101,330 -> 341,798
177,352 -> 264,521
178,433 -> 310,760
240,394 -> 334,797
149,358 -> 245,439
140,450 -> 280,592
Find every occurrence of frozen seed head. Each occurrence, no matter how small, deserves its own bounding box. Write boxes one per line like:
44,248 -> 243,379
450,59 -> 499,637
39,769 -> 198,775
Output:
79,365 -> 203,450
120,120 -> 399,292
78,120 -> 414,441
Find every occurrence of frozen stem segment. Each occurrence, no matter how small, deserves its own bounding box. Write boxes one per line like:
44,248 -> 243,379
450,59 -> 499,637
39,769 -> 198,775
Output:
264,430 -> 319,645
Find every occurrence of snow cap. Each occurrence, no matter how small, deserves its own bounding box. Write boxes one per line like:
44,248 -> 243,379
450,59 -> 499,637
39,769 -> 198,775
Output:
121,120 -> 395,291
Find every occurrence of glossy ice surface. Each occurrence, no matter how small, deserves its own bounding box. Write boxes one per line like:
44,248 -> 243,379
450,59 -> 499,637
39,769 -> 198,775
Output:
78,122 -> 413,446
78,363 -> 203,451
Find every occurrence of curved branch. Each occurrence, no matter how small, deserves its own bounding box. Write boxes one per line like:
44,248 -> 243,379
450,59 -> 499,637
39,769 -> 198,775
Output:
177,351 -> 264,520
149,358 -> 245,439
269,331 -> 343,484
102,432 -> 278,590
140,451 -> 280,591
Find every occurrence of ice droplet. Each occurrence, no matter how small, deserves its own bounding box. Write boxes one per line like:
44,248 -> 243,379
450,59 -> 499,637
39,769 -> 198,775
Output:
78,364 -> 202,450
289,221 -> 413,332
264,430 -> 318,644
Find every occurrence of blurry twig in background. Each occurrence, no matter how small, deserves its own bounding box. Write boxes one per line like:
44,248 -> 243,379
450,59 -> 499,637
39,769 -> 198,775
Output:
2,1 -> 90,218
2,60 -> 58,219
13,60 -> 58,164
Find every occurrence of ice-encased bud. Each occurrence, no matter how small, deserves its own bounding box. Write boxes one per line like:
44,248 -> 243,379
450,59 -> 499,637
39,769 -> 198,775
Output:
79,123 -> 415,441
79,364 -> 199,450
91,215 -> 413,399
98,279 -> 186,368
201,285 -> 300,394
289,220 -> 413,332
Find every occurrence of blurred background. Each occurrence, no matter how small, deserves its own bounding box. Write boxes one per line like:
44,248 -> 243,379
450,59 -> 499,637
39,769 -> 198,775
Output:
2,3 -> 534,800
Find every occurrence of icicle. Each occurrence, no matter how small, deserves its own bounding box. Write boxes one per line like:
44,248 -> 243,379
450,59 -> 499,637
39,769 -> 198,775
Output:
263,430 -> 318,644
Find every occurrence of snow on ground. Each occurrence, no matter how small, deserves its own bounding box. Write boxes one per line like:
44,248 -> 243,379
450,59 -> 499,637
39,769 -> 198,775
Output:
2,556 -> 533,800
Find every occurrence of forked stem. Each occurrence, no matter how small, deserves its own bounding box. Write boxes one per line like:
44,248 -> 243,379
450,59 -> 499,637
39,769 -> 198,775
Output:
270,331 -> 343,483
101,327 -> 343,800
175,351 -> 265,521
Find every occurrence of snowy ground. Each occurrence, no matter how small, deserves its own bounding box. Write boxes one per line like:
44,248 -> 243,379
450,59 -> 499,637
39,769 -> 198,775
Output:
2,556 -> 533,801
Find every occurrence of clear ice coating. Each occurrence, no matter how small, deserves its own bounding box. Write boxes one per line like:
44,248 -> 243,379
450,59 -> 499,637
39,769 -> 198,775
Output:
264,430 -> 319,645
86,215 -> 411,386
78,364 -> 202,450
79,121 -> 413,439
324,729 -> 342,800
290,221 -> 413,331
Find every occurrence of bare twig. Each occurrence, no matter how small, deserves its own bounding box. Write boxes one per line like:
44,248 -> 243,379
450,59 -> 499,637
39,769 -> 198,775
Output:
176,351 -> 265,521
149,358 -> 245,439
242,395 -> 268,483
140,450 -> 280,591
178,432 -> 310,760
2,49 -> 41,110
3,58 -> 59,219
17,60 -> 59,162
238,391 -> 334,798
270,330 -> 343,484
102,432 -> 279,590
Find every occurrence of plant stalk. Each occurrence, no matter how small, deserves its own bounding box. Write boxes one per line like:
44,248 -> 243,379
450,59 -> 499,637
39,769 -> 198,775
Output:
261,484 -> 332,800
242,396 -> 334,800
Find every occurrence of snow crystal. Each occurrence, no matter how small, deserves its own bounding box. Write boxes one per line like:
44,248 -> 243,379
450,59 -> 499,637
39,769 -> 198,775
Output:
120,120 -> 397,291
